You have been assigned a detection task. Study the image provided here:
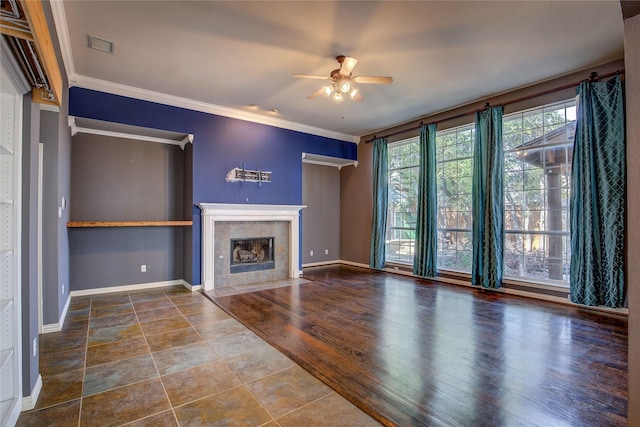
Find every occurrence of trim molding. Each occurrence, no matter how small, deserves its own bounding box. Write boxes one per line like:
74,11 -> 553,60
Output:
48,0 -> 76,82
21,374 -> 42,411
301,153 -> 358,169
49,0 -> 359,143
0,37 -> 31,94
41,294 -> 71,333
43,280 -> 197,334
73,75 -> 359,144
68,117 -> 194,149
199,203 -> 306,291
68,279 -> 191,297
302,260 -> 343,268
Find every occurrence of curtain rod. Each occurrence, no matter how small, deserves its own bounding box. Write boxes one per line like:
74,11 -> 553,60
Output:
364,69 -> 624,144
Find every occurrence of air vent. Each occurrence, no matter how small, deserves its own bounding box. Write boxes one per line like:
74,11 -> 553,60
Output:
88,35 -> 115,54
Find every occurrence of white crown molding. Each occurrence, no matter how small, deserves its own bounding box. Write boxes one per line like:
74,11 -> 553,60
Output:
47,0 -> 358,143
49,0 -> 76,80
73,74 -> 359,144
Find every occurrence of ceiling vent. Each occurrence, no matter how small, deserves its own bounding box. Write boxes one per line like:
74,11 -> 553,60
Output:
88,35 -> 115,54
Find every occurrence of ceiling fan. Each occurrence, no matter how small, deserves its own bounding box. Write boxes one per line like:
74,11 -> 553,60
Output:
294,55 -> 393,102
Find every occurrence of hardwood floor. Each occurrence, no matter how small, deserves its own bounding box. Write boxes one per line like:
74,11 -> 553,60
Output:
209,265 -> 628,427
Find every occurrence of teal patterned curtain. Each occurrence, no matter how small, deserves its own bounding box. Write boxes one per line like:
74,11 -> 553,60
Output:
471,107 -> 504,289
570,75 -> 625,308
370,137 -> 388,269
413,124 -> 438,277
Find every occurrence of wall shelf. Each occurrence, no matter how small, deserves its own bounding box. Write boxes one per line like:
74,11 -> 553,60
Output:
67,221 -> 192,228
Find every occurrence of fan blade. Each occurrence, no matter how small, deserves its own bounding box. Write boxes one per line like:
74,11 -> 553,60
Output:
294,74 -> 331,80
307,87 -> 327,99
353,76 -> 393,84
339,56 -> 358,76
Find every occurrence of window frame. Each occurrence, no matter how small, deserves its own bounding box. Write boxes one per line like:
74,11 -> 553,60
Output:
383,99 -> 576,290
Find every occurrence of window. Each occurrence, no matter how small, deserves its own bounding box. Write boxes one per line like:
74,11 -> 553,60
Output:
384,99 -> 576,288
386,137 -> 419,264
436,124 -> 475,272
503,100 -> 575,285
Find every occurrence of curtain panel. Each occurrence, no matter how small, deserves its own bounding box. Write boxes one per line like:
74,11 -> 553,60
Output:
570,75 -> 626,308
370,137 -> 389,269
413,124 -> 438,277
472,107 -> 504,289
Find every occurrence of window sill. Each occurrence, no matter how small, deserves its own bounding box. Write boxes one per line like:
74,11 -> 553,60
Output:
386,261 -> 569,291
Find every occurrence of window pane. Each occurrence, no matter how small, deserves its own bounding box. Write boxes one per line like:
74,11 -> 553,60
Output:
503,100 -> 575,285
436,124 -> 474,273
386,137 -> 419,265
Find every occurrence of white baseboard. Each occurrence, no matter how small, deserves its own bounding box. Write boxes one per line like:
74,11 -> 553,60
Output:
302,260 -> 342,268
22,374 -> 42,411
41,294 -> 71,333
42,280 -> 198,334
181,280 -> 201,292
69,279 -> 189,297
337,260 -> 370,269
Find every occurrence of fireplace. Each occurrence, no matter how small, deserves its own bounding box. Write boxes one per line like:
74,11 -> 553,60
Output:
230,237 -> 275,273
198,203 -> 305,291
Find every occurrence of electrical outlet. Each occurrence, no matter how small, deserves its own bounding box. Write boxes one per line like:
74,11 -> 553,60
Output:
32,338 -> 37,357
325,249 -> 329,255
61,283 -> 64,294
310,250 -> 314,256
141,264 -> 147,272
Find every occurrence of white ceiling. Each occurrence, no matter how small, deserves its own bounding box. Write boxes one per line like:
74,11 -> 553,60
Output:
54,1 -> 624,142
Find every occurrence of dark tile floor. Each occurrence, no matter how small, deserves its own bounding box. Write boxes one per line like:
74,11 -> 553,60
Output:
17,285 -> 378,426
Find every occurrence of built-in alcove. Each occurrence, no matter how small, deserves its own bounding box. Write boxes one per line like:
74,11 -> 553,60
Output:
68,118 -> 194,290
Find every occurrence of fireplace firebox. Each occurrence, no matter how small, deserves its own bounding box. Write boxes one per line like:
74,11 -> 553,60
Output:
230,237 -> 275,273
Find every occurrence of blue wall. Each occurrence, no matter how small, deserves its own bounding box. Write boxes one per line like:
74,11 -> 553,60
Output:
69,87 -> 357,284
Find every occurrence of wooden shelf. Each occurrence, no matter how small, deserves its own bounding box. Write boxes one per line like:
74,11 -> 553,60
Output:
67,221 -> 192,228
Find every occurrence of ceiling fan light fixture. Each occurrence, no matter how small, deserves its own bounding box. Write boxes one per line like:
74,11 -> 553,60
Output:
324,86 -> 333,96
339,79 -> 351,93
349,88 -> 358,99
333,92 -> 343,102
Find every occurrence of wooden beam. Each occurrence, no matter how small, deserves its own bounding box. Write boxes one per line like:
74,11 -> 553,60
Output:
20,0 -> 63,106
32,86 -> 58,106
0,23 -> 34,42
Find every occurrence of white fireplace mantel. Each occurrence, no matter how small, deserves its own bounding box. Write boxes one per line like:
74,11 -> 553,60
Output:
198,203 -> 306,291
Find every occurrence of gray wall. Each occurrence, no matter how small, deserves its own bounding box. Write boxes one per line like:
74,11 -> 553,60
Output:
624,11 -> 640,426
69,133 -> 188,290
71,134 -> 184,221
302,163 -> 340,264
40,111 -> 61,324
56,85 -> 71,321
21,96 -> 40,397
38,1 -> 72,327
69,227 -> 184,290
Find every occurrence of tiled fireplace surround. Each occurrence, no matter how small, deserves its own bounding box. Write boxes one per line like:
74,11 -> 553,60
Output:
199,204 -> 305,291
